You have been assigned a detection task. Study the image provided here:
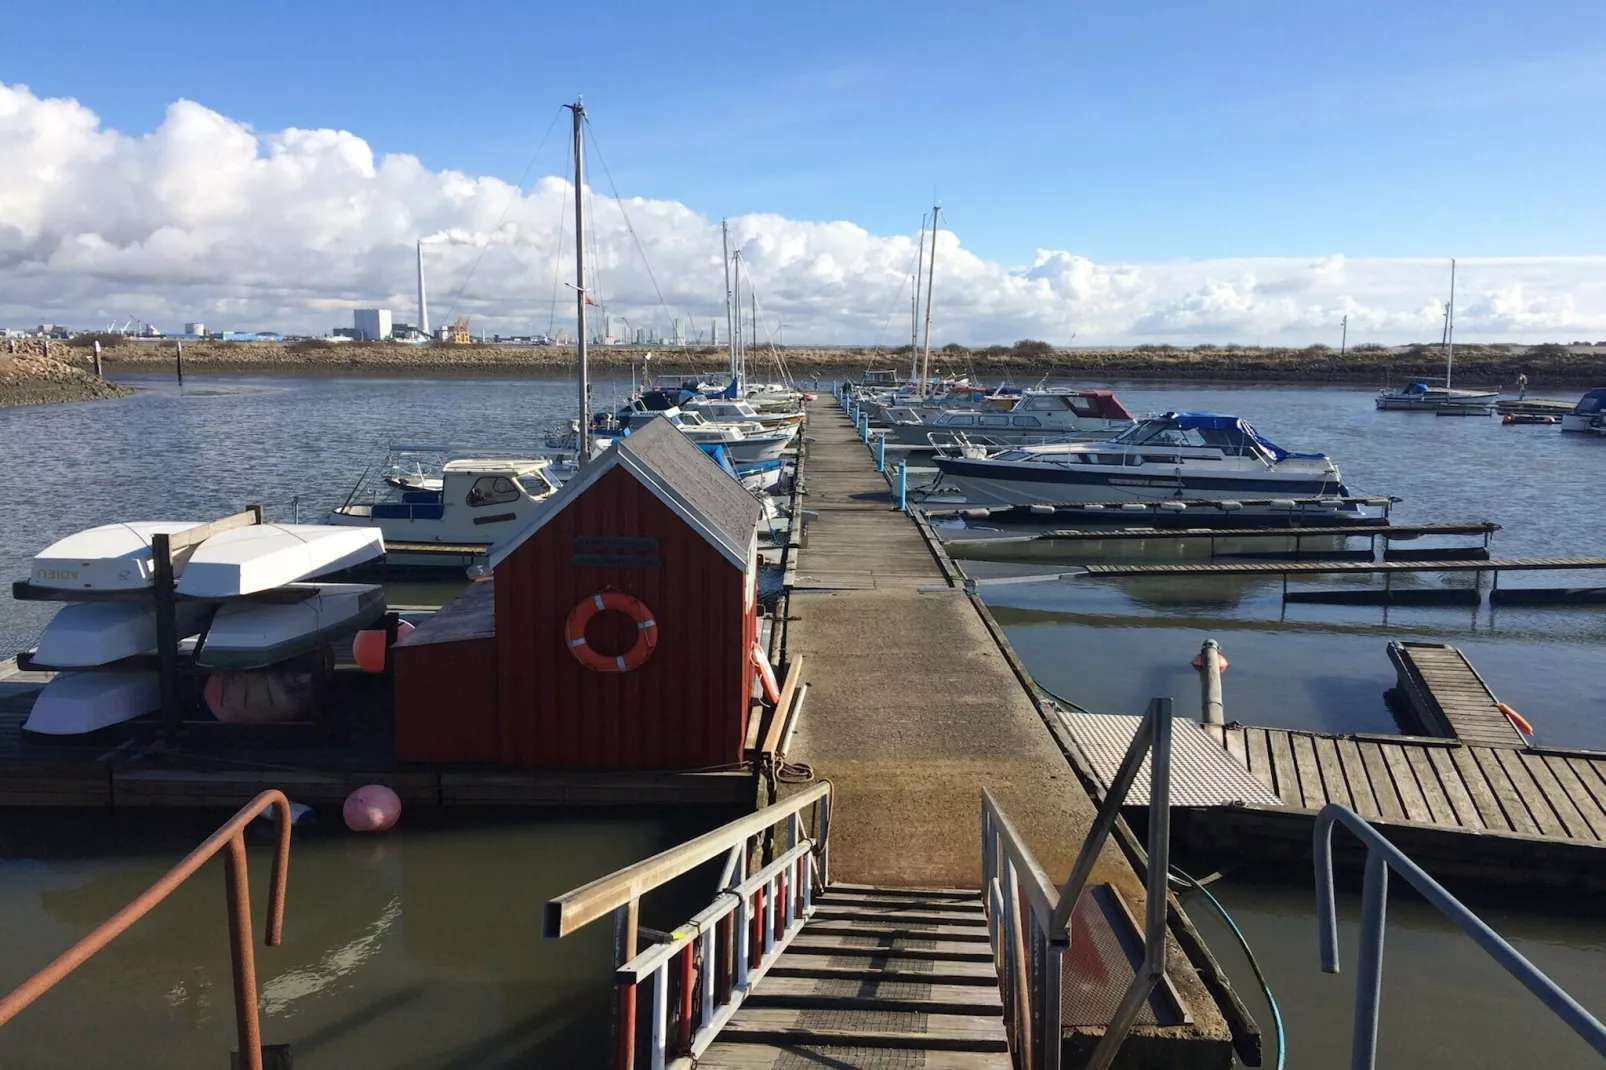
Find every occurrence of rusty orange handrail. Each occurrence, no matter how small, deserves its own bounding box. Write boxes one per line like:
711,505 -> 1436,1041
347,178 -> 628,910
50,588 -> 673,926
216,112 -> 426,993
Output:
0,790 -> 293,1070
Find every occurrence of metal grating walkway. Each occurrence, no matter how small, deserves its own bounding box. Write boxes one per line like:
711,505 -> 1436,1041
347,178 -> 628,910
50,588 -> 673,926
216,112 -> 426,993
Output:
1057,711 -> 1282,807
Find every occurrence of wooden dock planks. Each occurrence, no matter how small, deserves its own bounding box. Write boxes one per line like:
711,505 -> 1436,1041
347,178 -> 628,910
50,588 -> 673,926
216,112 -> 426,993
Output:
1217,725 -> 1606,853
1387,641 -> 1527,747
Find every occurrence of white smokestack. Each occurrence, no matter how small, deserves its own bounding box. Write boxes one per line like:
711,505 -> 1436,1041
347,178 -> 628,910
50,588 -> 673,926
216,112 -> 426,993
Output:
416,241 -> 430,336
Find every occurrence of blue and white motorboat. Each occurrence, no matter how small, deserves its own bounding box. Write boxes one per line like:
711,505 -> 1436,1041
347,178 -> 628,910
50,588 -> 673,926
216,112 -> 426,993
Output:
1375,381 -> 1499,410
931,411 -> 1351,508
1561,387 -> 1606,433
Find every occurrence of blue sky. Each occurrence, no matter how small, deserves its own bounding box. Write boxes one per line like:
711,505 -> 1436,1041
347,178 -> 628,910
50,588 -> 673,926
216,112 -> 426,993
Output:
6,0 -> 1603,265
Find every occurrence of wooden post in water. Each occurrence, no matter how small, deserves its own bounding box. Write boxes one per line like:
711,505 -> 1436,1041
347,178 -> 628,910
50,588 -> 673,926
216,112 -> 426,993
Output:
91,340 -> 102,377
175,340 -> 184,385
1199,639 -> 1224,727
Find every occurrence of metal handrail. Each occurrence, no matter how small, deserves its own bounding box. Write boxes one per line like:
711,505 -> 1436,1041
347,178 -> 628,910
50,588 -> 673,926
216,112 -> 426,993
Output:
0,790 -> 293,1070
545,781 -> 831,1070
1314,804 -> 1606,1069
981,697 -> 1174,1070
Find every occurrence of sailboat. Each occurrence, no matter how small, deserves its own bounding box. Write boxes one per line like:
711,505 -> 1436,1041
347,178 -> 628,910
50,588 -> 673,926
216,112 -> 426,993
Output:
1376,259 -> 1499,410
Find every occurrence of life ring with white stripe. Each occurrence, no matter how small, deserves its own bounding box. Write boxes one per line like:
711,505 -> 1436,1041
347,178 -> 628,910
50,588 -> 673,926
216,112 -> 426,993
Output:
753,643 -> 781,703
566,591 -> 658,673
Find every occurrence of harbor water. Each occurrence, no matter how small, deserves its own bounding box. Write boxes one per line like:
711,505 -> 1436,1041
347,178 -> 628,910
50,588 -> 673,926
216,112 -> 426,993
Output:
1,374 -> 1604,1066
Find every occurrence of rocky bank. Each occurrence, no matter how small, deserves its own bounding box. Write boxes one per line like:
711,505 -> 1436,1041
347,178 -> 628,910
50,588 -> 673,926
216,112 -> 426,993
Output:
0,341 -> 132,408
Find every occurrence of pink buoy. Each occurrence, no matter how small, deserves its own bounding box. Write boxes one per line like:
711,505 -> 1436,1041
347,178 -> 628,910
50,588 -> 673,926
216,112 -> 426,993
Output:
353,620 -> 414,673
343,784 -> 402,833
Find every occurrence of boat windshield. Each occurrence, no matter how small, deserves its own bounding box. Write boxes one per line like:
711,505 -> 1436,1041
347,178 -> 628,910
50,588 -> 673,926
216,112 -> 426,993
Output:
1111,416 -> 1273,458
1573,389 -> 1606,415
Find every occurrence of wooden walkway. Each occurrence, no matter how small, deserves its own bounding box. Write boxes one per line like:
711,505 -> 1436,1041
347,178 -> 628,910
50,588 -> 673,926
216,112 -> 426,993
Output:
1034,522 -> 1498,543
780,398 -> 1240,1066
701,885 -> 1011,1068
1387,641 -> 1526,748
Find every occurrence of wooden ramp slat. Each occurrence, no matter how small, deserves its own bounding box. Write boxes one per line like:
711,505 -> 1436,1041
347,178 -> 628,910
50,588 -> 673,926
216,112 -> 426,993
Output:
1388,641 -> 1527,748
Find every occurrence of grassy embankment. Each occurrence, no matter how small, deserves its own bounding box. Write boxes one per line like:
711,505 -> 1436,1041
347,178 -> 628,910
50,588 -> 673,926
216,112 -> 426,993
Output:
65,334 -> 1606,389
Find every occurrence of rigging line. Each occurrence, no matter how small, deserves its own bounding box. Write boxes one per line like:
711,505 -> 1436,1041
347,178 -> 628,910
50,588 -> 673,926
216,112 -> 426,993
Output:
546,134 -> 574,337
584,120 -> 679,336
444,105 -> 566,323
867,233 -> 927,359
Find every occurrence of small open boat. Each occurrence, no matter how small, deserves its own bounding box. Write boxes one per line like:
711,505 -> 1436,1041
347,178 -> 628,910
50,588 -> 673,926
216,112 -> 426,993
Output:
197,583 -> 387,669
31,521 -> 202,591
23,672 -> 162,735
176,525 -> 385,597
33,601 -> 216,667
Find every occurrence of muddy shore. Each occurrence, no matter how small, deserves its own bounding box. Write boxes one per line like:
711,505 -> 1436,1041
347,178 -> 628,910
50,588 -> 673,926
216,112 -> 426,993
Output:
66,337 -> 1606,389
0,341 -> 132,408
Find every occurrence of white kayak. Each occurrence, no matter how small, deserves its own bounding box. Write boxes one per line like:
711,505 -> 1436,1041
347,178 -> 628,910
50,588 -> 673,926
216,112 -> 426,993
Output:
33,601 -> 216,667
176,526 -> 385,597
31,521 -> 202,591
197,583 -> 387,669
24,672 -> 162,735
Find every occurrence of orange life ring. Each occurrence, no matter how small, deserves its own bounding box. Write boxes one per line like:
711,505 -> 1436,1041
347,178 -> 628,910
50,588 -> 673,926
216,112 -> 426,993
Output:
753,643 -> 781,703
1192,652 -> 1229,672
566,591 -> 658,673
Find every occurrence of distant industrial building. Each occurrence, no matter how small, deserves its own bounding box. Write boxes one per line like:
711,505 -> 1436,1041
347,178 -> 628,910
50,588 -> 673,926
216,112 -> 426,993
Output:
353,309 -> 393,341
183,322 -> 207,338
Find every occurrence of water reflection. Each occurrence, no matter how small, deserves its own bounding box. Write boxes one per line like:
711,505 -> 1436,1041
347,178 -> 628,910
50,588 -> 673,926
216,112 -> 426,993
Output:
0,807 -> 728,1069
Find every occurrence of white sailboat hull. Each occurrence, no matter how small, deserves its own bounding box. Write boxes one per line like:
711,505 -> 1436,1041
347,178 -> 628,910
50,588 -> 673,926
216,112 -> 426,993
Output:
34,601 -> 215,667
24,672 -> 162,735
31,521 -> 202,591
198,583 -> 387,669
176,525 -> 385,597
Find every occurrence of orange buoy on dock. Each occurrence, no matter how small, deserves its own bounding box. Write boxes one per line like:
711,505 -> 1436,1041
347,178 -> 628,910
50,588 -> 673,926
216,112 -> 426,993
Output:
754,643 -> 781,703
1192,652 -> 1229,672
1498,702 -> 1534,736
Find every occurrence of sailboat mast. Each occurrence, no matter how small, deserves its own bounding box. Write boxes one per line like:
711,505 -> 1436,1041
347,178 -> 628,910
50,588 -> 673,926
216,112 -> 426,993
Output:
910,213 -> 926,381
722,221 -> 736,379
733,253 -> 744,388
919,204 -> 940,397
568,97 -> 590,468
1445,258 -> 1456,389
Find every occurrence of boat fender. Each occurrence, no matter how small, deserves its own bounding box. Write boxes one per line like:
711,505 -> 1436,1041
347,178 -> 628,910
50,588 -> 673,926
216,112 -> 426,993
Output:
566,591 -> 659,673
1497,702 -> 1534,736
753,643 -> 782,703
1502,414 -> 1515,425
353,620 -> 415,673
344,785 -> 401,833
1192,652 -> 1229,672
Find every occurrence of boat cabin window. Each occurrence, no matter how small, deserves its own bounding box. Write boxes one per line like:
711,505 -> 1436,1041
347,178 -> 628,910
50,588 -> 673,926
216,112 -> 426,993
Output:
1023,396 -> 1065,411
945,415 -> 976,426
1067,396 -> 1103,417
1012,416 -> 1042,427
979,414 -> 1010,428
467,476 -> 521,507
1575,390 -> 1606,415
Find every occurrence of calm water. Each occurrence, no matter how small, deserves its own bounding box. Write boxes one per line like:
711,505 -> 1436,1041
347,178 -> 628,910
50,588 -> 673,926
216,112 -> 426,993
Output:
2,375 -> 1604,1067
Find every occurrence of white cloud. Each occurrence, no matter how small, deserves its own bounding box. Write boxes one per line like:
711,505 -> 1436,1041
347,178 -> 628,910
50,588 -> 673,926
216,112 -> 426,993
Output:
2,81 -> 1604,345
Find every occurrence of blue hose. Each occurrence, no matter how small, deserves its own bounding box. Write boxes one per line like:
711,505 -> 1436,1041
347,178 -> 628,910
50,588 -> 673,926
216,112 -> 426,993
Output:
1171,867 -> 1286,1070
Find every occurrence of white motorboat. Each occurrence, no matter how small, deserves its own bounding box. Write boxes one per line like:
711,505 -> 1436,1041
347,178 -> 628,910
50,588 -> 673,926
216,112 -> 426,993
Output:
930,411 -> 1351,508
1561,387 -> 1606,433
325,448 -> 559,563
31,521 -> 203,591
34,601 -> 215,667
683,397 -> 804,434
175,525 -> 385,597
23,672 -> 161,735
888,389 -> 1136,446
197,583 -> 386,669
611,406 -> 793,464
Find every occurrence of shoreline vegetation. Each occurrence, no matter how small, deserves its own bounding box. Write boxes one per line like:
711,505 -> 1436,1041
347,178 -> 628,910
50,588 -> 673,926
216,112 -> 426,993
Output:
7,335 -> 1606,402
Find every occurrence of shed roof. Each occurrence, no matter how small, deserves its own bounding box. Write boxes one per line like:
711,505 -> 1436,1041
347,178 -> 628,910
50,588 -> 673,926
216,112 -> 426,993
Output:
485,416 -> 764,570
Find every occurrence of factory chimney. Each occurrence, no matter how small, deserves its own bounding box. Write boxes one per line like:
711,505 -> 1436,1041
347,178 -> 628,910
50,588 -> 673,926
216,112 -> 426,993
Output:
416,241 -> 430,337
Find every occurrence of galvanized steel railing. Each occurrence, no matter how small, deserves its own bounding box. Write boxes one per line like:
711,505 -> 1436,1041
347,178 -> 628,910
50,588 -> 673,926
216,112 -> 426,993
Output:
1315,804 -> 1606,1069
982,696 -> 1175,1070
0,790 -> 293,1070
544,781 -> 831,1070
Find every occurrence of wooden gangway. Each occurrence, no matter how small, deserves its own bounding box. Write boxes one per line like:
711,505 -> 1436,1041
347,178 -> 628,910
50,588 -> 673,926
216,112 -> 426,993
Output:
1080,557 -> 1606,577
1033,522 -> 1498,543
1387,641 -> 1526,748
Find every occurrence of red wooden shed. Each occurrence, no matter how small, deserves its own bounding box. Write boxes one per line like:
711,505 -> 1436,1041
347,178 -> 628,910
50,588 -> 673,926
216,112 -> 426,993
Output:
393,417 -> 764,770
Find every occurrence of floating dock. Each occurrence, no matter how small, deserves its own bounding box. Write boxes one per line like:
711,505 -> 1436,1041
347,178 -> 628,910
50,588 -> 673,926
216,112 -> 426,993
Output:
776,398 -> 1254,1066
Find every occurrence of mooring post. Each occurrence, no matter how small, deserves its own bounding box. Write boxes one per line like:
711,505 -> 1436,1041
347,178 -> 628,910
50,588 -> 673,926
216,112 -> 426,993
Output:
876,432 -> 887,472
91,340 -> 102,377
175,340 -> 184,385
1199,639 -> 1224,726
42,337 -> 50,361
859,412 -> 870,445
896,461 -> 908,513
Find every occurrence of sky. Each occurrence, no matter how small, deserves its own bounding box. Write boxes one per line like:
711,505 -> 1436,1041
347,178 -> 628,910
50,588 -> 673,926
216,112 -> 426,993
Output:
1,0 -> 1603,345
